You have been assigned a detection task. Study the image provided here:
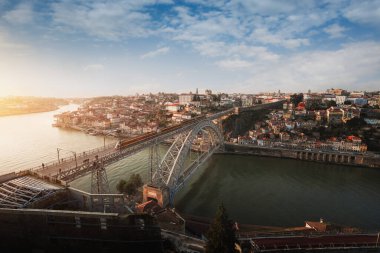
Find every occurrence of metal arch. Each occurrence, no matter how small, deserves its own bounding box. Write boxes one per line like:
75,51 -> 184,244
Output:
151,131 -> 191,186
152,120 -> 223,189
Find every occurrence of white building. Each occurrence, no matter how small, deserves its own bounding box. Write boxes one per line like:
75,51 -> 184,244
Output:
165,103 -> 182,112
336,96 -> 346,105
179,94 -> 195,105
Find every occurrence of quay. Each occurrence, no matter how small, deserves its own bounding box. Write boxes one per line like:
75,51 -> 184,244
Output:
222,143 -> 380,169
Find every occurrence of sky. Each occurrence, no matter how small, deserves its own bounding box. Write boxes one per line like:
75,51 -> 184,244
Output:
0,0 -> 380,97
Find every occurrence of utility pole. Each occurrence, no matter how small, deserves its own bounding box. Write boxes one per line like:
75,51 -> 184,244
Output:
57,148 -> 60,164
57,148 -> 77,167
74,152 -> 77,169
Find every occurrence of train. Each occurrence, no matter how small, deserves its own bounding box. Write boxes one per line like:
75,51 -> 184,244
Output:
114,115 -> 206,150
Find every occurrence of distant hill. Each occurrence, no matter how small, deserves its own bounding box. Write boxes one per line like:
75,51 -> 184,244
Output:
0,96 -> 69,116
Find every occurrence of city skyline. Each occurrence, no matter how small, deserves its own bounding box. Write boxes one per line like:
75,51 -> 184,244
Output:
1,0 -> 380,97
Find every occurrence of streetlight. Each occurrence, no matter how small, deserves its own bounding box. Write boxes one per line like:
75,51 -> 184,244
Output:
57,148 -> 77,169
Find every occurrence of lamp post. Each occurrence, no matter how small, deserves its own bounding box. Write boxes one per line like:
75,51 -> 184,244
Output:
57,148 -> 60,164
57,148 -> 77,168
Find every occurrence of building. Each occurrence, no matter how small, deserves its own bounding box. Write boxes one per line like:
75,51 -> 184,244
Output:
349,91 -> 365,97
326,107 -> 344,124
344,106 -> 360,120
165,103 -> 182,112
346,97 -> 368,106
178,94 -> 195,105
326,88 -> 348,96
335,95 -> 346,105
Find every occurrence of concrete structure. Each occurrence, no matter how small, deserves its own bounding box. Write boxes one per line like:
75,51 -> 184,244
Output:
0,176 -> 64,209
142,185 -> 170,207
0,208 -> 162,252
179,94 -> 195,105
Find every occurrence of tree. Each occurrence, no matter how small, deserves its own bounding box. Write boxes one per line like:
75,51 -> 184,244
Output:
116,173 -> 143,195
290,93 -> 303,107
206,204 -> 238,253
346,117 -> 366,129
326,100 -> 337,107
344,100 -> 352,105
129,173 -> 143,188
116,179 -> 127,193
306,100 -> 323,110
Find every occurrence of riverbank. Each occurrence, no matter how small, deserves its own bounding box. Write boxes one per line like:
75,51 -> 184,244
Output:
221,143 -> 380,169
181,213 -> 365,239
0,106 -> 60,117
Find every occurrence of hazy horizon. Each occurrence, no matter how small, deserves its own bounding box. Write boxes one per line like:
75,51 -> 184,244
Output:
1,0 -> 380,97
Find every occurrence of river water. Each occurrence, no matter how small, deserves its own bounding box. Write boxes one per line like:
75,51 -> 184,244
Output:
0,104 -> 111,173
1,106 -> 380,230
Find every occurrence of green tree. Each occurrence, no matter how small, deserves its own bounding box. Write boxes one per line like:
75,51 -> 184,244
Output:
206,204 -> 238,253
326,100 -> 337,107
116,173 -> 144,195
116,179 -> 127,193
346,117 -> 366,130
290,93 -> 303,107
124,181 -> 138,195
344,100 -> 352,105
129,173 -> 143,188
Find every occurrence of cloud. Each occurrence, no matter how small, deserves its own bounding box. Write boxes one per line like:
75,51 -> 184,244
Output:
343,0 -> 380,26
324,24 -> 347,38
2,2 -> 34,24
216,59 -> 252,69
50,0 -> 159,40
140,47 -> 170,59
0,30 -> 29,50
250,28 -> 310,49
236,41 -> 380,92
83,64 -> 104,71
194,41 -> 279,63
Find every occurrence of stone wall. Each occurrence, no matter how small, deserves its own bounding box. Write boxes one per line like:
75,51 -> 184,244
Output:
223,143 -> 380,168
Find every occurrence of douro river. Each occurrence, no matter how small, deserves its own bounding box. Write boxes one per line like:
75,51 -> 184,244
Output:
1,105 -> 380,230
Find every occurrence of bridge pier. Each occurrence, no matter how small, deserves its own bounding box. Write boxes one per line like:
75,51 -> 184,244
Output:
142,184 -> 169,208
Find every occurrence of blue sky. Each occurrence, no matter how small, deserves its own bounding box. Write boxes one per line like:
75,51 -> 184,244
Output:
0,0 -> 379,97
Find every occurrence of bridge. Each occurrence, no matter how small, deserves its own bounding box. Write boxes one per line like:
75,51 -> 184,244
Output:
0,100 -> 284,208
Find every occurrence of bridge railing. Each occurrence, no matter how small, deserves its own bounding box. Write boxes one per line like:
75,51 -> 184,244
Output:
26,142 -> 117,173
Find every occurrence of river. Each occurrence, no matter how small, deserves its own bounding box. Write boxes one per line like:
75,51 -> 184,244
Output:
1,105 -> 380,230
0,104 -> 111,173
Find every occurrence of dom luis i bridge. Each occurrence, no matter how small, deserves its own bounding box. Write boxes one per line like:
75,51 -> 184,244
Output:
0,101 -> 283,209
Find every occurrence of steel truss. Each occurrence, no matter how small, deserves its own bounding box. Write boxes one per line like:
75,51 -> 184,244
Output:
0,176 -> 63,209
151,120 -> 223,204
91,160 -> 110,194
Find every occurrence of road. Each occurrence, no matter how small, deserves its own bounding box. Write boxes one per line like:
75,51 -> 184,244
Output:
249,233 -> 380,251
36,144 -> 116,177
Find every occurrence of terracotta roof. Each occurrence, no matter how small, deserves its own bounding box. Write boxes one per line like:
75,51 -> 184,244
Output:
305,221 -> 328,232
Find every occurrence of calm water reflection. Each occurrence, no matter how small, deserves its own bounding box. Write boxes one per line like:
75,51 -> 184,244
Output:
0,104 -> 111,174
175,155 -> 380,230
